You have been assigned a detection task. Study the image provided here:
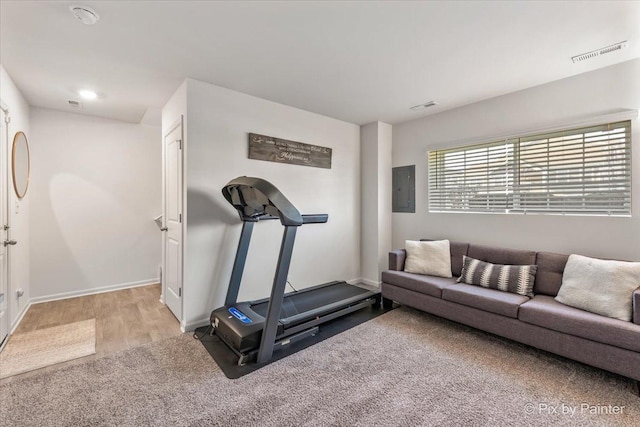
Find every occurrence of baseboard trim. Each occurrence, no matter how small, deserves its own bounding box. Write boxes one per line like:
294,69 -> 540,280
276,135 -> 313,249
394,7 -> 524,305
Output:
183,317 -> 210,333
348,278 -> 381,288
29,278 -> 160,305
9,300 -> 32,335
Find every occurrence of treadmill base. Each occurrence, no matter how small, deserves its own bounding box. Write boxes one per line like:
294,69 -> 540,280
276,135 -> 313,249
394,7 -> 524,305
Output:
196,303 -> 395,379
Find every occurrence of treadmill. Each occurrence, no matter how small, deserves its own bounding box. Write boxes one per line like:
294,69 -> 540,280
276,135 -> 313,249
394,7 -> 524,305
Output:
210,176 -> 380,365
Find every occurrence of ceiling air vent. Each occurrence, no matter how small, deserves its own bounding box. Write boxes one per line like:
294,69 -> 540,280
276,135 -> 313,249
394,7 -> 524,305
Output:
410,101 -> 438,111
572,41 -> 628,63
70,5 -> 100,25
68,100 -> 82,108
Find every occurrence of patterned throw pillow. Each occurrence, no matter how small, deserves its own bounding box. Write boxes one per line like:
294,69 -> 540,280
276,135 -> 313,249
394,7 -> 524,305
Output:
457,256 -> 537,297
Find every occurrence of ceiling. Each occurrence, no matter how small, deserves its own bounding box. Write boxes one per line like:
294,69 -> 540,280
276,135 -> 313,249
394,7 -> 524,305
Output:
1,1 -> 639,126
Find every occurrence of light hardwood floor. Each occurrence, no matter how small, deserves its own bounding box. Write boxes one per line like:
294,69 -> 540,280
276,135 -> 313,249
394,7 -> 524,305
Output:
2,284 -> 182,383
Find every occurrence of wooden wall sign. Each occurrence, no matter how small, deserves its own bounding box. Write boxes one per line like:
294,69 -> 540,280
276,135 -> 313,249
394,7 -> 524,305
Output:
248,133 -> 332,169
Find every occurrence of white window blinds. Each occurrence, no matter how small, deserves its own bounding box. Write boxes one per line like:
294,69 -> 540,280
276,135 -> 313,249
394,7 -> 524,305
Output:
428,120 -> 632,216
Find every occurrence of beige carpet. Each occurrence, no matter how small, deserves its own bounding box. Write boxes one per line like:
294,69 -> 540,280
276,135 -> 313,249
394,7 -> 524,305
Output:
1,308 -> 638,426
0,319 -> 96,379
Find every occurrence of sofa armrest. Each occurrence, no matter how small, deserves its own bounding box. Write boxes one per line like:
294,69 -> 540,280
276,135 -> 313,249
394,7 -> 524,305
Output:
389,249 -> 407,271
634,288 -> 640,325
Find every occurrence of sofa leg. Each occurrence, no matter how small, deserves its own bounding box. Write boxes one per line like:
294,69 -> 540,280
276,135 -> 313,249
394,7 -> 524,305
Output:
382,297 -> 394,309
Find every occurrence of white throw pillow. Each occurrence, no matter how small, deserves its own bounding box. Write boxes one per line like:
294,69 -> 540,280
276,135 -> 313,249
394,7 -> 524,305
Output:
555,254 -> 640,321
404,240 -> 452,278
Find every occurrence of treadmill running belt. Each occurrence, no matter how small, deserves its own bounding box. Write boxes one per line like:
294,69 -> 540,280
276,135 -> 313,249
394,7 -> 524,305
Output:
250,283 -> 369,318
281,298 -> 299,318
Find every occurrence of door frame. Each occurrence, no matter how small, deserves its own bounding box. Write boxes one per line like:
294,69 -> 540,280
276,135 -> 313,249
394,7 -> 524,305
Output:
0,99 -> 10,350
161,116 -> 184,324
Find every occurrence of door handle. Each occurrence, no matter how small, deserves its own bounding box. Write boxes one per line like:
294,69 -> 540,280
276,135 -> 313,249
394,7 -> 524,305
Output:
160,227 -> 168,232
4,240 -> 17,247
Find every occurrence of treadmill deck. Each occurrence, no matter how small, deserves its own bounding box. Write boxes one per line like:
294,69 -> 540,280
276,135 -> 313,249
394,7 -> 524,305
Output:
250,281 -> 374,319
210,281 -> 379,358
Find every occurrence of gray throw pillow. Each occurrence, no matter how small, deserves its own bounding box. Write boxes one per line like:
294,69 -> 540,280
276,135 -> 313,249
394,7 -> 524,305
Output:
555,254 -> 640,321
457,256 -> 537,297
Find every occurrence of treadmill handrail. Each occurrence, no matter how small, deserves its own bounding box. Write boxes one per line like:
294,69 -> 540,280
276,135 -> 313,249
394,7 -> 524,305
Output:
302,214 -> 328,224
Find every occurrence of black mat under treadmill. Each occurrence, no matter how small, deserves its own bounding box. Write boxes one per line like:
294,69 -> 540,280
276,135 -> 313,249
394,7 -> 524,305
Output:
196,298 -> 395,379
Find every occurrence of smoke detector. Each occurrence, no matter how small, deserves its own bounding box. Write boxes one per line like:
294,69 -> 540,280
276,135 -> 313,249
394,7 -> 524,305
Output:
70,5 -> 99,25
410,101 -> 438,111
572,41 -> 628,63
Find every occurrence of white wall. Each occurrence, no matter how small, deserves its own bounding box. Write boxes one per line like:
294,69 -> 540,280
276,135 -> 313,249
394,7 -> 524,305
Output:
161,81 -> 187,133
378,123 -> 392,274
361,121 -> 392,284
174,78 -> 361,329
361,123 -> 379,283
392,58 -> 640,261
0,65 -> 30,327
29,108 -> 162,300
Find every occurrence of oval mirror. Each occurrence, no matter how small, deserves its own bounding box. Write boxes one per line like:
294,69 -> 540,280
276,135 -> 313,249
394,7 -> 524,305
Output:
12,131 -> 30,200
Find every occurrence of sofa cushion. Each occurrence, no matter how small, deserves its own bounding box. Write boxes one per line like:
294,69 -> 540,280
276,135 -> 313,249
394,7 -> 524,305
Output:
442,283 -> 530,318
467,244 -> 536,266
458,256 -> 537,297
555,254 -> 640,321
422,239 -> 469,277
519,295 -> 640,353
381,270 -> 457,298
534,252 -> 568,297
404,240 -> 452,278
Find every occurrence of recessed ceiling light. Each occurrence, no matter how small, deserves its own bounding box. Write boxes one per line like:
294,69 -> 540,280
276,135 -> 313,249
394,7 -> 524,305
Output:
410,101 -> 438,111
79,90 -> 97,100
70,5 -> 99,25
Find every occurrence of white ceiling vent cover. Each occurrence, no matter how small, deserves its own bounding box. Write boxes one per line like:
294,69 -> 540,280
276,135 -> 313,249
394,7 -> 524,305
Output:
70,5 -> 99,25
572,41 -> 628,63
410,101 -> 438,111
68,100 -> 82,108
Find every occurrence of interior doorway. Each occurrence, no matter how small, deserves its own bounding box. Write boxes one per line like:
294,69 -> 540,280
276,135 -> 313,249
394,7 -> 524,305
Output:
0,102 -> 10,348
162,117 -> 183,323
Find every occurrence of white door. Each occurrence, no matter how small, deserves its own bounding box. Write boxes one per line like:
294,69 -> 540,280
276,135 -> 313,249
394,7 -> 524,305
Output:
163,118 -> 183,322
0,105 -> 9,347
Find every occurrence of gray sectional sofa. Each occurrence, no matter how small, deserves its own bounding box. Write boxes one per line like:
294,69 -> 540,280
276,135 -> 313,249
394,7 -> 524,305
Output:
381,241 -> 640,392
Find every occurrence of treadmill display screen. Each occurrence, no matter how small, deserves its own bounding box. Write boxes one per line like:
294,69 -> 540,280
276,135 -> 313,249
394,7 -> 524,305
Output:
228,307 -> 252,324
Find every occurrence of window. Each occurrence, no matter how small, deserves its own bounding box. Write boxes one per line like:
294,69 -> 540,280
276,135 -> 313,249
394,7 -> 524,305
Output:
428,120 -> 631,216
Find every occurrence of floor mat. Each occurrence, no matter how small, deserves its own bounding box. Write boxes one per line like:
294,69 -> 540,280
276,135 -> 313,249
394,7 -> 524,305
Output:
0,319 -> 96,379
196,303 -> 395,379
